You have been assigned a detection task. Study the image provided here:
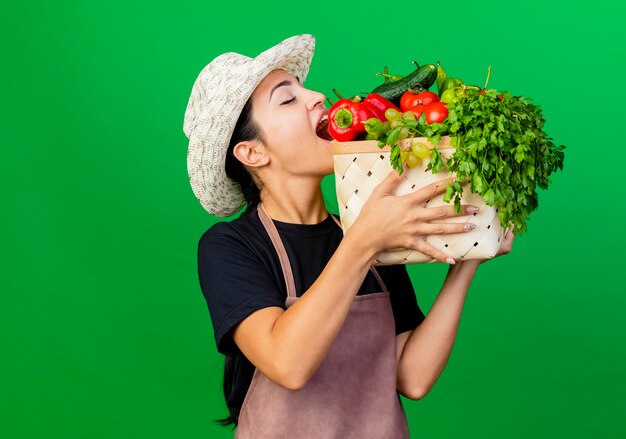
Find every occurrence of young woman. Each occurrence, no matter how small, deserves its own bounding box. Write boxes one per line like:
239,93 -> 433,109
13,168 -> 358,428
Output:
183,34 -> 515,438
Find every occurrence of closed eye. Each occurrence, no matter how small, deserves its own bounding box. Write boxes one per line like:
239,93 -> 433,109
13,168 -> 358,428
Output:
281,97 -> 296,105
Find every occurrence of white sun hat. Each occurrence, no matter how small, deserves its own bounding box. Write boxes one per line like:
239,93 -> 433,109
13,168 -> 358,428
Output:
183,34 -> 316,217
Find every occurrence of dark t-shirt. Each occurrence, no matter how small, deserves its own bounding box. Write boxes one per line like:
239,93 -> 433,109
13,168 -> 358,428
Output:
197,207 -> 426,415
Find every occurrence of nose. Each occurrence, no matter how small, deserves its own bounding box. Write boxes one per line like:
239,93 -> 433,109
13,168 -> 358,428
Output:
306,89 -> 327,111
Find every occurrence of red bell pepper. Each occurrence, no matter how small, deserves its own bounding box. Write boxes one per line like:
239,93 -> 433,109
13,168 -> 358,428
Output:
361,93 -> 400,122
328,97 -> 374,142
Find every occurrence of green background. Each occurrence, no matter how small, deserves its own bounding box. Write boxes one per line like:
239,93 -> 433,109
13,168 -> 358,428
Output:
2,0 -> 625,437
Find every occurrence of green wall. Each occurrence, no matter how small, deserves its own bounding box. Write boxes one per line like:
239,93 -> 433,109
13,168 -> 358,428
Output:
2,0 -> 624,437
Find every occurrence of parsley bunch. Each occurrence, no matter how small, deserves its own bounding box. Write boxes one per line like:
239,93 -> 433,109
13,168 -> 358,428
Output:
376,90 -> 565,235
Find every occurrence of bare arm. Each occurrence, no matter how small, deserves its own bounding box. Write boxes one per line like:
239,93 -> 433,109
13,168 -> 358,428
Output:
233,173 -> 478,390
232,227 -> 376,390
395,224 -> 517,399
395,260 -> 479,399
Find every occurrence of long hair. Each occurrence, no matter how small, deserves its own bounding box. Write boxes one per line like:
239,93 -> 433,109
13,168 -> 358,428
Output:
217,96 -> 262,428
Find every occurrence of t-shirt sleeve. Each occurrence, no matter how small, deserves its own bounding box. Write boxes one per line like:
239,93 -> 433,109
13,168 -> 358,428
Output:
379,264 -> 426,334
197,225 -> 285,355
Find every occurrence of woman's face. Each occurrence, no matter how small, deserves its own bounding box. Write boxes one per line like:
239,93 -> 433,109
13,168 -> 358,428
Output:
248,69 -> 334,180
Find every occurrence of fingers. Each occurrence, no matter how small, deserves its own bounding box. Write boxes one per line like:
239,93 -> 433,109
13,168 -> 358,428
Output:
419,204 -> 480,221
503,221 -> 515,239
403,177 -> 451,204
503,221 -> 516,246
494,221 -> 515,257
417,222 -> 475,235
374,166 -> 407,196
411,237 -> 456,264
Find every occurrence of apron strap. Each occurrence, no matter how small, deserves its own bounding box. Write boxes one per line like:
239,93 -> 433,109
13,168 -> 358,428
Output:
328,213 -> 388,294
257,203 -> 298,298
257,203 -> 389,297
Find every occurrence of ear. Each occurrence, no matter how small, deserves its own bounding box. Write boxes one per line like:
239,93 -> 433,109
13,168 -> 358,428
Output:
232,140 -> 270,169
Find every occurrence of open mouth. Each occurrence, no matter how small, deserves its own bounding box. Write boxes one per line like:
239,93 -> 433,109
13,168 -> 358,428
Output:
316,115 -> 333,141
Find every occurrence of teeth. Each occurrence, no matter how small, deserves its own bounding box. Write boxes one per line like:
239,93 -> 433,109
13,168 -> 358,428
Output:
321,114 -> 328,122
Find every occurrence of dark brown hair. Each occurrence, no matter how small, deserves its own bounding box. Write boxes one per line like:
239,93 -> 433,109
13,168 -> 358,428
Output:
217,96 -> 262,428
224,97 -> 264,214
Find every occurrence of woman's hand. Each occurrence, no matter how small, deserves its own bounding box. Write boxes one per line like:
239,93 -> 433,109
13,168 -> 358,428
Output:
348,167 -> 478,264
480,221 -> 516,264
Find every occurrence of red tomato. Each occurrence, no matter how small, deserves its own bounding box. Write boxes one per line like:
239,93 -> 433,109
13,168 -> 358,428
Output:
424,101 -> 448,124
410,104 -> 425,119
400,91 -> 439,112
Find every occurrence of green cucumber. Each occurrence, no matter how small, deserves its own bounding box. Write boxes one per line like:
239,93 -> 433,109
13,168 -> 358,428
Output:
372,63 -> 438,103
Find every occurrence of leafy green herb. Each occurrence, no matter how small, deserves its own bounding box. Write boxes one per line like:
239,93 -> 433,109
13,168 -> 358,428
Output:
375,90 -> 565,235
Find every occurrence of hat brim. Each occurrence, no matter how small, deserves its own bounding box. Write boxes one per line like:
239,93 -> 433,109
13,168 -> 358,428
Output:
185,34 -> 316,217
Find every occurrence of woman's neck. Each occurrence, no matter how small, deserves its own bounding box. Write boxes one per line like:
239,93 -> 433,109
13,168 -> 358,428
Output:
259,180 -> 328,224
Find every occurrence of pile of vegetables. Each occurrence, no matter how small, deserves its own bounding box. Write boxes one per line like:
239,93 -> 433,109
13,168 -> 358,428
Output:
326,61 -> 566,235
